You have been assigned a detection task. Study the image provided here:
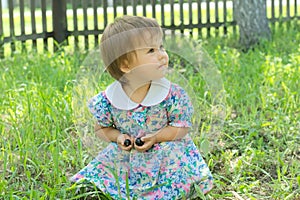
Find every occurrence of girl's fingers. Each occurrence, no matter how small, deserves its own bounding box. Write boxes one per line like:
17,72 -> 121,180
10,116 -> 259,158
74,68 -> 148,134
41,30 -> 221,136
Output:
117,135 -> 134,151
134,141 -> 153,152
119,143 -> 132,151
123,145 -> 132,151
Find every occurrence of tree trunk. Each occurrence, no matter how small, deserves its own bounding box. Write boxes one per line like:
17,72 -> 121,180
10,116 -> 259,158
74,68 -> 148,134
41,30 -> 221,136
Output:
233,0 -> 271,50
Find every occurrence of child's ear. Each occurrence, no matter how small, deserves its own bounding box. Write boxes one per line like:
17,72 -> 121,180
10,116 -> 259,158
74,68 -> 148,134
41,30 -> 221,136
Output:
120,59 -> 131,73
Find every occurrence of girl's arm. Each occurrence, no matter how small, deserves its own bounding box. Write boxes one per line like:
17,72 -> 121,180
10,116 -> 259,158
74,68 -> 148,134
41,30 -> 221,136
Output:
94,123 -> 134,151
134,126 -> 189,152
154,126 -> 189,142
94,123 -> 120,142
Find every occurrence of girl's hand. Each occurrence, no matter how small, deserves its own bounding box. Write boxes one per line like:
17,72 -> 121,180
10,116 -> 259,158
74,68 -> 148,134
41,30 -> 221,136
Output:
134,133 -> 157,152
117,134 -> 134,151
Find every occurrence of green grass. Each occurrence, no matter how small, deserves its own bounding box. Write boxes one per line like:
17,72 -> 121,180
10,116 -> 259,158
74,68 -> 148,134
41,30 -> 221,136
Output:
1,20 -> 300,199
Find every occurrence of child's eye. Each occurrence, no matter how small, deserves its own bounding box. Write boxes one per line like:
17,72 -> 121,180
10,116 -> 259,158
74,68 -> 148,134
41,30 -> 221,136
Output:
147,48 -> 155,53
160,45 -> 165,50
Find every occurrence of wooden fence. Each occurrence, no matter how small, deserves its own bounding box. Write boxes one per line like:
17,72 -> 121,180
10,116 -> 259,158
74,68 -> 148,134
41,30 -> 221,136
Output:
0,0 -> 299,56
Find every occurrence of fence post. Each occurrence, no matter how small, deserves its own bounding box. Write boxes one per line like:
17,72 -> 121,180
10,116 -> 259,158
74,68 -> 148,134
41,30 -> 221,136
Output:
52,0 -> 67,47
0,0 -> 3,57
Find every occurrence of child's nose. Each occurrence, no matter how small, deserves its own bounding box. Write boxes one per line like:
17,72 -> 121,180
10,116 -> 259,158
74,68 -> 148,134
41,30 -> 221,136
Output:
158,49 -> 167,59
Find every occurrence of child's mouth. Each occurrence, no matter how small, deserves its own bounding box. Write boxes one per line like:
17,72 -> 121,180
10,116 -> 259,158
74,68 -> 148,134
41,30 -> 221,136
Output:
158,65 -> 167,70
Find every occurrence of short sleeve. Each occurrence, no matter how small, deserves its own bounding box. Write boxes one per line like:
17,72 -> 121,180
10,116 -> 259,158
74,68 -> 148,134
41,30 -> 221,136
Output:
87,92 -> 114,127
166,84 -> 194,127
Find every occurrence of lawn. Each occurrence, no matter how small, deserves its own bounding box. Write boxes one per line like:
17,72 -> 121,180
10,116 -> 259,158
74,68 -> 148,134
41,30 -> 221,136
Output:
0,20 -> 299,199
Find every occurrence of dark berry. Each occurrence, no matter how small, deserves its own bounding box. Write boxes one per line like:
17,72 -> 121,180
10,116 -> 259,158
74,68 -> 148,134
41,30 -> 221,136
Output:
135,138 -> 144,146
124,139 -> 131,147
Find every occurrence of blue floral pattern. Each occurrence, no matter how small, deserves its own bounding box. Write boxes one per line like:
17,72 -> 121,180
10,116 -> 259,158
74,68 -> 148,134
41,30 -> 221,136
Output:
71,83 -> 213,199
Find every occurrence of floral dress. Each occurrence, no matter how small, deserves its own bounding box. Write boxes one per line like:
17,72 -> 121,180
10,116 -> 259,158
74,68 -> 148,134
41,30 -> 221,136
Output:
71,78 -> 213,199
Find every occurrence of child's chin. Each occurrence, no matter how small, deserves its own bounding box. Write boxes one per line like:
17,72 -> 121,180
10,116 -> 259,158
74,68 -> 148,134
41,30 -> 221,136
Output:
152,74 -> 165,80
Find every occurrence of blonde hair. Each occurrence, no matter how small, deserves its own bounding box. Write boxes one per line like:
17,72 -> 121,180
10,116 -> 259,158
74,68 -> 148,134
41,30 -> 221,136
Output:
100,15 -> 163,81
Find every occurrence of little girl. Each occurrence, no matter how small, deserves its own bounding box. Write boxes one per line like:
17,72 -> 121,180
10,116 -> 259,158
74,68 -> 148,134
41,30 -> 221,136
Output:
71,15 -> 213,199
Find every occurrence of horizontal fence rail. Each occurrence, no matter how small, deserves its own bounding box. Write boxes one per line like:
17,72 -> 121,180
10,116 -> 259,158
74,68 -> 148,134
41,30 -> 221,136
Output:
0,0 -> 299,56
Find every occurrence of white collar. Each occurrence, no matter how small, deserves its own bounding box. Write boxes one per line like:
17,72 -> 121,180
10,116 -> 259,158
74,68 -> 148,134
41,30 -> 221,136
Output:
105,78 -> 171,110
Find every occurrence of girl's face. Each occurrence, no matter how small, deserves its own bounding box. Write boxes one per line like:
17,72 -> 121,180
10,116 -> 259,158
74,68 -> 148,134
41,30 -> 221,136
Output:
122,33 -> 169,82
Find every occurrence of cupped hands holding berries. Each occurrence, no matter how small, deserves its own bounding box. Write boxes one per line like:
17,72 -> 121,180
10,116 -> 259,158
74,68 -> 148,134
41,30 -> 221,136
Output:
116,134 -> 134,151
134,133 -> 157,152
117,133 -> 157,152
